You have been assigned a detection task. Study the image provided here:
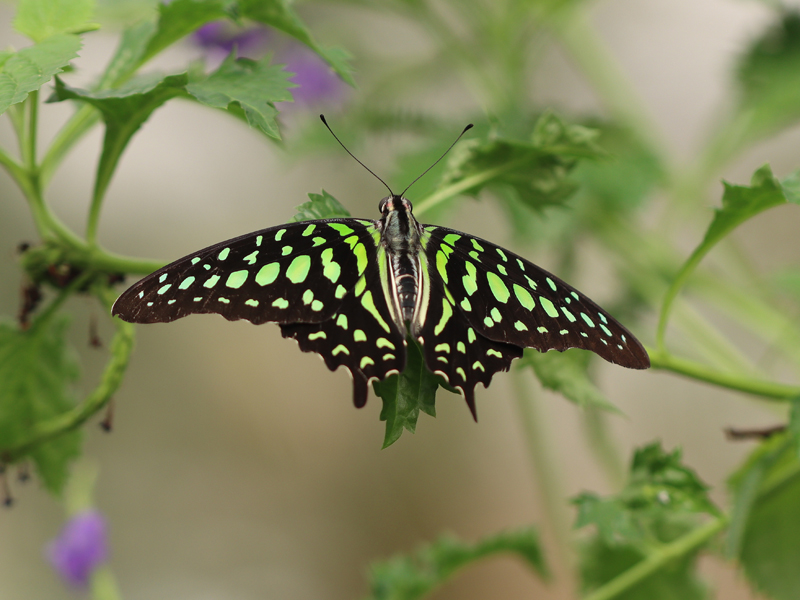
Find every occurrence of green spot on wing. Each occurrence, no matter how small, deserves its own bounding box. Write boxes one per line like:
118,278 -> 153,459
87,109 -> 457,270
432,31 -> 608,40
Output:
286,255 -> 311,284
354,329 -> 367,342
157,283 -> 172,295
218,247 -> 230,260
203,275 -> 220,288
225,270 -> 248,289
361,291 -> 391,333
179,276 -> 195,290
434,298 -> 453,336
272,298 -> 289,309
514,284 -> 535,310
328,223 -> 354,236
302,224 -> 316,236
255,263 -> 280,286
486,272 -> 510,303
540,297 -> 559,318
581,313 -> 595,327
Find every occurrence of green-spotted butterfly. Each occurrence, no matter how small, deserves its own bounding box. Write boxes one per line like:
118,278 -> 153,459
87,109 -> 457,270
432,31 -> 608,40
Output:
112,119 -> 649,419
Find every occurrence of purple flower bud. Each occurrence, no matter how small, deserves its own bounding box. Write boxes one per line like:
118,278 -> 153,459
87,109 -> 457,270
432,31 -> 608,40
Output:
46,510 -> 108,588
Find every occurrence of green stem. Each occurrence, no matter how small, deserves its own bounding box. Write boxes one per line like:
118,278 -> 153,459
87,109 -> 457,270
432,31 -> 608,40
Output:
582,407 -> 625,490
511,369 -> 575,574
4,287 -> 135,460
414,158 -> 529,215
648,348 -> 800,400
40,104 -> 100,187
25,90 -> 38,169
549,7 -> 667,163
581,516 -> 728,600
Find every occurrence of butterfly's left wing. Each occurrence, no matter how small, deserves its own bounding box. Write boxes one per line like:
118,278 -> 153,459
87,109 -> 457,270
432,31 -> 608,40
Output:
280,241 -> 407,408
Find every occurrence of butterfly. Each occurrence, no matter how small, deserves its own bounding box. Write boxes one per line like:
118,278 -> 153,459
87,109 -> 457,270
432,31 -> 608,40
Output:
112,119 -> 649,419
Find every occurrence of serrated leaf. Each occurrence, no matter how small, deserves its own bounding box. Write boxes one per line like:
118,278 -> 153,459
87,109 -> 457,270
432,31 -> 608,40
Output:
374,339 -> 440,448
0,35 -> 82,116
627,443 -> 719,517
736,12 -> 800,138
438,112 -> 602,212
186,52 -> 294,138
707,165 -> 789,248
13,0 -> 97,42
521,348 -> 621,413
238,0 -> 356,86
731,433 -> 800,600
575,443 -> 714,600
0,317 -> 81,495
574,443 -> 717,547
290,190 -> 350,221
366,527 -> 548,600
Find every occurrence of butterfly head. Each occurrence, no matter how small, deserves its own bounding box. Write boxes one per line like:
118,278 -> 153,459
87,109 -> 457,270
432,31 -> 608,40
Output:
379,194 -> 413,216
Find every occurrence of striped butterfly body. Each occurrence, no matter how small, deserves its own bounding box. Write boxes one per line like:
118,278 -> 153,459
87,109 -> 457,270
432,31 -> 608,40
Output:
112,193 -> 649,418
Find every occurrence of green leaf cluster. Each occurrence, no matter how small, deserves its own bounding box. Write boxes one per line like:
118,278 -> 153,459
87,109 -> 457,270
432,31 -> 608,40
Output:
574,443 -> 717,599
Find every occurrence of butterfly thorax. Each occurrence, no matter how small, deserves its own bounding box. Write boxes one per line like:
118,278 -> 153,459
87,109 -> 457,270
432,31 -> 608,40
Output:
379,195 -> 423,325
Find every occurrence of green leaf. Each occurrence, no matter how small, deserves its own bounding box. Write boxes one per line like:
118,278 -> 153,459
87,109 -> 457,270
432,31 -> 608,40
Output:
0,35 -> 82,116
573,121 -> 665,214
573,492 -> 643,546
574,443 -> 717,545
290,190 -> 351,221
13,0 -> 98,42
50,73 -> 190,207
658,164 -> 795,342
437,112 -> 602,212
578,526 -> 710,600
238,0 -> 356,86
735,12 -> 800,139
366,527 -> 548,600
0,317 -> 81,495
627,443 -> 719,517
95,21 -> 157,90
186,52 -> 294,138
141,0 -> 229,65
521,348 -> 621,413
730,433 -> 800,600
373,339 -> 440,448
575,443 -> 715,600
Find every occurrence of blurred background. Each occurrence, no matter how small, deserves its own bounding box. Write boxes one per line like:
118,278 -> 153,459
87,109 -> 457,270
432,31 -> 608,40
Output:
2,0 -> 799,598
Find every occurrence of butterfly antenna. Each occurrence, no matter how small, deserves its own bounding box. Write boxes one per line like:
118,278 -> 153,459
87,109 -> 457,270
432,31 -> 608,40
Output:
320,114 -> 394,196
400,123 -> 473,198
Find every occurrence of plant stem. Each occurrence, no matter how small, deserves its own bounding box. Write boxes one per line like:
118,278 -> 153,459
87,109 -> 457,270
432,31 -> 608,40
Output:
414,157 -> 529,215
511,369 -> 576,576
549,7 -> 667,164
648,348 -> 800,401
40,104 -> 100,187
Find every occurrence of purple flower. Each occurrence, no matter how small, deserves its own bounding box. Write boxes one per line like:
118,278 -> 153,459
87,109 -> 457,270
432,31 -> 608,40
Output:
282,48 -> 345,106
193,21 -> 269,59
46,510 -> 108,588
